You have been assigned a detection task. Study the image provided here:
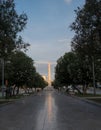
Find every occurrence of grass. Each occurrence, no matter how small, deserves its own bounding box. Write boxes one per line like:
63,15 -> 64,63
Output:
0,101 -> 10,104
75,93 -> 101,97
88,98 -> 101,104
0,92 -> 35,105
0,95 -> 21,105
75,93 -> 101,104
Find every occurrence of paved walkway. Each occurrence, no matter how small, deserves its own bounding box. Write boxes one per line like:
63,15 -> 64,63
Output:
0,92 -> 2,97
0,91 -> 101,130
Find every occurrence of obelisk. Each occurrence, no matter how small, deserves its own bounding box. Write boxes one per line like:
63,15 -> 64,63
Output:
48,62 -> 51,86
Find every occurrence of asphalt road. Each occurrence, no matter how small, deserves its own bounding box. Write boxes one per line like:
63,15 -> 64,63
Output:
0,91 -> 101,130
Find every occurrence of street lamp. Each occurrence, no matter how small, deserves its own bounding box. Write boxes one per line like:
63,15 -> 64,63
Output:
85,55 -> 96,95
0,0 -> 5,97
1,58 -> 5,97
0,58 -> 11,97
92,56 -> 96,95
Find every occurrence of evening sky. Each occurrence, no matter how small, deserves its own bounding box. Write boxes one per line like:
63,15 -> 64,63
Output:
15,0 -> 85,78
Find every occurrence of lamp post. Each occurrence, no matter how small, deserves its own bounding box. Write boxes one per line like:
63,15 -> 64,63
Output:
1,58 -> 5,97
92,56 -> 96,95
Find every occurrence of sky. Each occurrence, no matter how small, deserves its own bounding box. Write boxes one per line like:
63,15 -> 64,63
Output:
15,0 -> 85,79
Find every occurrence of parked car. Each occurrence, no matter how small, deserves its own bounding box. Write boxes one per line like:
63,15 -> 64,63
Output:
97,82 -> 101,89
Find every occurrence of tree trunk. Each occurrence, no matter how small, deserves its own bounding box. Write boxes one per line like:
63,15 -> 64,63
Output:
16,86 -> 20,95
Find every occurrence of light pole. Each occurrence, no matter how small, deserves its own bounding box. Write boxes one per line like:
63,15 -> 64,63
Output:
92,56 -> 96,95
1,58 -> 4,97
1,58 -> 5,97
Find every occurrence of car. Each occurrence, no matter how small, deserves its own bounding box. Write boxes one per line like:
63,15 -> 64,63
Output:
97,83 -> 101,89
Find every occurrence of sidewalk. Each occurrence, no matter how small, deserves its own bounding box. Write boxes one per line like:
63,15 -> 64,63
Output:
84,96 -> 101,99
72,95 -> 101,108
0,92 -> 2,97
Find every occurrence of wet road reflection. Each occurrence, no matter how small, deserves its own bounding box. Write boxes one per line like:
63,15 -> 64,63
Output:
0,90 -> 101,130
47,93 -> 53,122
35,91 -> 58,130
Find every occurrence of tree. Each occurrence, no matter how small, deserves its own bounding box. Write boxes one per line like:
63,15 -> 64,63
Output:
34,72 -> 48,91
54,52 -> 93,94
4,51 -> 36,95
70,0 -> 101,58
70,0 -> 101,94
0,0 -> 29,97
55,53 -> 72,87
0,0 -> 28,59
11,52 -> 35,84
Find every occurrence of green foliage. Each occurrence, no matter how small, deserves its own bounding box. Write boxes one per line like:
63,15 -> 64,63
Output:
70,0 -> 101,85
70,0 -> 101,58
0,0 -> 47,95
54,52 -> 93,88
54,0 -> 101,93
0,51 -> 48,96
52,80 -> 62,89
5,51 -> 36,87
3,51 -> 48,89
34,73 -> 48,89
0,0 -> 28,59
54,52 -> 76,87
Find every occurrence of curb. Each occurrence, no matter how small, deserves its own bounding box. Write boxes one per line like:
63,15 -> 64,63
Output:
52,91 -> 101,108
62,91 -> 101,108
70,95 -> 101,108
0,93 -> 37,107
80,97 -> 101,107
0,100 -> 15,107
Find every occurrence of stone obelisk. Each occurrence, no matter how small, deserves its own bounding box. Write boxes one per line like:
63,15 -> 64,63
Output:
48,62 -> 51,86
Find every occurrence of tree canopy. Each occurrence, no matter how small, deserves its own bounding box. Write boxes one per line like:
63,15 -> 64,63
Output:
9,51 -> 36,87
0,0 -> 48,97
70,0 -> 101,59
54,52 -> 91,86
0,0 -> 28,59
54,0 -> 101,94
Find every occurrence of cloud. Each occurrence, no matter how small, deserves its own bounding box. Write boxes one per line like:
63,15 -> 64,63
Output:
26,40 -> 71,79
64,0 -> 72,4
58,38 -> 71,44
26,40 -> 71,62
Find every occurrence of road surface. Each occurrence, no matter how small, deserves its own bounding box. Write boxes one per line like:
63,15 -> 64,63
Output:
0,91 -> 101,130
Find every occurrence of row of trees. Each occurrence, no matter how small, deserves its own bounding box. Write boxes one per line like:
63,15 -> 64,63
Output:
53,0 -> 101,94
0,0 -> 48,97
53,52 -> 101,94
0,51 -> 48,95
